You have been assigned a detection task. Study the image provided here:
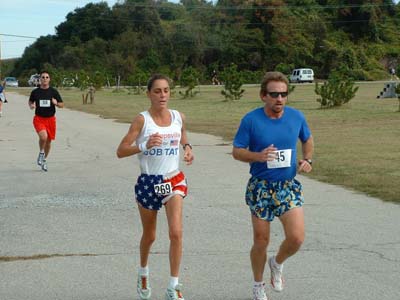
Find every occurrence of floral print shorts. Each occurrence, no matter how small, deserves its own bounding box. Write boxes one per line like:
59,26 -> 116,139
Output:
245,177 -> 304,221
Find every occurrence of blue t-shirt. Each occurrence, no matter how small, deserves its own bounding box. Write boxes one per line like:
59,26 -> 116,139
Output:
233,106 -> 311,181
0,86 -> 3,93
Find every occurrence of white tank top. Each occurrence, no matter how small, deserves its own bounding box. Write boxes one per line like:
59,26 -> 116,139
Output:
136,110 -> 182,175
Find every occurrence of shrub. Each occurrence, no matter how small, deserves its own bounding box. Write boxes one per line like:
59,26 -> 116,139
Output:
240,70 -> 264,84
179,67 -> 200,99
315,73 -> 359,108
220,63 -> 245,101
127,69 -> 149,95
275,63 -> 294,76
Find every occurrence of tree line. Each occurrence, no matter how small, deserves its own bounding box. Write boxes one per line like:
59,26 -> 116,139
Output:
8,0 -> 400,86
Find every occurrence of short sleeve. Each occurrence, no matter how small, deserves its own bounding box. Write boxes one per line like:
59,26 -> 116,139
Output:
298,112 -> 311,143
233,115 -> 251,149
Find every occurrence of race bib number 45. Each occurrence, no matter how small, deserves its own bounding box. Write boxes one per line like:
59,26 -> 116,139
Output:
154,182 -> 172,196
267,149 -> 292,169
39,99 -> 51,107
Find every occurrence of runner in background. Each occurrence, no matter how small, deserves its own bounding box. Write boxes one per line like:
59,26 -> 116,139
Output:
28,71 -> 64,171
0,80 -> 7,117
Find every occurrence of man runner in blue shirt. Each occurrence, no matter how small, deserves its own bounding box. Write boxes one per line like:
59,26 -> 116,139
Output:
232,71 -> 314,300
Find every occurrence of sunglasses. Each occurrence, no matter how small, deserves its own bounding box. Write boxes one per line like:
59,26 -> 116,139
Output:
267,91 -> 288,98
41,76 -> 49,79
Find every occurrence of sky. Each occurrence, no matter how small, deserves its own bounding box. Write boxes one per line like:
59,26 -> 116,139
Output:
0,0 -> 182,59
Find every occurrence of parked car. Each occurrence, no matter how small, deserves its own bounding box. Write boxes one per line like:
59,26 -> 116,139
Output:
289,68 -> 314,83
4,77 -> 19,87
28,74 -> 40,87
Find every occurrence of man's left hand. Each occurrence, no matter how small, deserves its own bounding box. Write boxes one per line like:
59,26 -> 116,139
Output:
298,159 -> 312,173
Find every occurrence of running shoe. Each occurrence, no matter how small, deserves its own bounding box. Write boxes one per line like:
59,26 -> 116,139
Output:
41,159 -> 48,172
165,283 -> 184,300
253,282 -> 268,300
37,152 -> 45,166
268,256 -> 284,292
137,274 -> 151,300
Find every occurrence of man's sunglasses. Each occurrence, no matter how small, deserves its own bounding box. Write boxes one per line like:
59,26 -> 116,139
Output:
41,76 -> 49,79
267,91 -> 288,98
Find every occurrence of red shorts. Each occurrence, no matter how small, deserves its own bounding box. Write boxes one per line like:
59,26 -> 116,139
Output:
33,115 -> 57,140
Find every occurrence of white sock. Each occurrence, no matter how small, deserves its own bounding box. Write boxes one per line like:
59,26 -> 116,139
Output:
169,276 -> 179,289
138,266 -> 149,277
253,281 -> 264,287
273,256 -> 283,269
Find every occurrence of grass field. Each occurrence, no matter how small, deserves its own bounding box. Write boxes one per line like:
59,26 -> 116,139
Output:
14,82 -> 400,202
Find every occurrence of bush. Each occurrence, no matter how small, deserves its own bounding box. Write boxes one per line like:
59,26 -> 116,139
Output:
367,69 -> 390,81
315,73 -> 359,108
348,69 -> 369,81
275,63 -> 294,76
127,69 -> 149,95
240,70 -> 264,84
179,67 -> 200,99
220,63 -> 245,101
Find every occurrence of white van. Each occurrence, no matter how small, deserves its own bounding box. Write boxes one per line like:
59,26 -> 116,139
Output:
289,68 -> 314,83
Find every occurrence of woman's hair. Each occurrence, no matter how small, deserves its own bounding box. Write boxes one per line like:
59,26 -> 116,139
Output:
260,71 -> 289,96
147,74 -> 171,91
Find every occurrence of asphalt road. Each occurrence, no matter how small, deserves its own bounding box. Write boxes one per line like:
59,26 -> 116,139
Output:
0,92 -> 399,300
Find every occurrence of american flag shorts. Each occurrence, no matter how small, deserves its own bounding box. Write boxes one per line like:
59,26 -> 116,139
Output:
134,170 -> 187,210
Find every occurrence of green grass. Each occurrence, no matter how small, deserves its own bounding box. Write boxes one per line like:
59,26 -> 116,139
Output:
15,83 -> 400,202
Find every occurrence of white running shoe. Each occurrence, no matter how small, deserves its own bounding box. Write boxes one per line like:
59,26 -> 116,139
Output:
137,274 -> 151,300
37,152 -> 45,166
253,282 -> 268,300
41,159 -> 48,172
165,283 -> 184,300
268,256 -> 284,292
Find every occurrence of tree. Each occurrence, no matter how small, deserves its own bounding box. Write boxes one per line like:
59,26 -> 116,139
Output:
8,0 -> 400,84
56,2 -> 115,43
332,0 -> 395,41
220,63 -> 245,101
179,67 -> 200,98
127,69 -> 150,94
315,72 -> 359,108
13,35 -> 61,75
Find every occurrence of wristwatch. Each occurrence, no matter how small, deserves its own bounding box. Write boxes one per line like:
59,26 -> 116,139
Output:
304,158 -> 312,165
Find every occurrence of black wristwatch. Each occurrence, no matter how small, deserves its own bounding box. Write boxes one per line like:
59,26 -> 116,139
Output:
304,158 -> 312,165
183,143 -> 192,150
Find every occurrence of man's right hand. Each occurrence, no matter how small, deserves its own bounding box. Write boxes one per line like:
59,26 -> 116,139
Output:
258,144 -> 278,162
